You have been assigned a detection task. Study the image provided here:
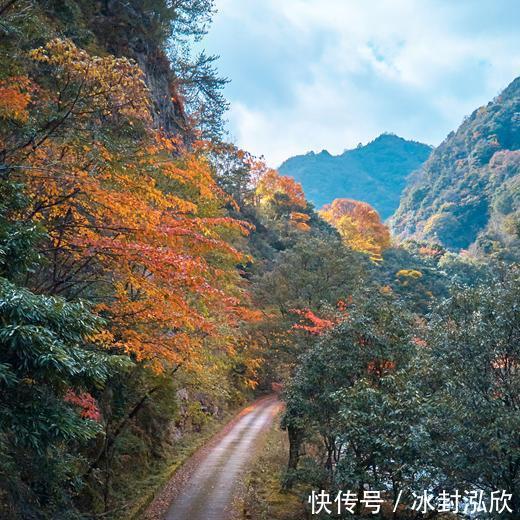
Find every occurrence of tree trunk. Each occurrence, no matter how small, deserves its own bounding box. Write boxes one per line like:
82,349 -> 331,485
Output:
284,425 -> 304,490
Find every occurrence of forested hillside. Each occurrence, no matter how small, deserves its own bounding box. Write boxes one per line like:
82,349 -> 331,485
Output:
0,1 -> 256,517
0,2 -> 518,520
391,77 -> 520,254
279,134 -> 431,218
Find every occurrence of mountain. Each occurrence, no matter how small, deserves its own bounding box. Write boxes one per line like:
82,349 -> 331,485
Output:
390,77 -> 520,253
278,134 -> 432,219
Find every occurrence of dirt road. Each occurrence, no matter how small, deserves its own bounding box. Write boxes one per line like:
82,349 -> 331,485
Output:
144,395 -> 282,520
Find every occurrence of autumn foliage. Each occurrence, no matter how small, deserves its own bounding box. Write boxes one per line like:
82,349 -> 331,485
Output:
64,390 -> 102,422
1,5 -> 519,518
0,76 -> 32,122
252,169 -> 312,233
0,7 -> 268,516
292,309 -> 335,335
3,39 -> 253,372
320,198 -> 391,260
255,170 -> 306,208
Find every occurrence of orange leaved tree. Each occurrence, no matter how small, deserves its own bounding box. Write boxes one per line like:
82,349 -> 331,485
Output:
2,38 -> 254,373
320,198 -> 390,260
254,169 -> 311,231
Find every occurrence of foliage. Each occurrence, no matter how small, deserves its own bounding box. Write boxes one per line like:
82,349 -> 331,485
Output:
282,292 -> 421,492
210,143 -> 259,207
252,232 -> 368,379
423,267 -> 520,517
0,2 -> 519,519
0,3 -> 255,516
282,264 -> 520,518
320,198 -> 391,260
0,277 -> 131,519
2,37 -> 252,372
255,169 -> 308,226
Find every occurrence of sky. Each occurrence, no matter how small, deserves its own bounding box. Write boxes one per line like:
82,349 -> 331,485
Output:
200,0 -> 520,167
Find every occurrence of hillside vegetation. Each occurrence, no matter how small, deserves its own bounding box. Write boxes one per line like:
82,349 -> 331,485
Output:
391,77 -> 520,255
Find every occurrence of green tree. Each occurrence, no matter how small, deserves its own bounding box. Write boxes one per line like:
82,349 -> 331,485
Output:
424,267 -> 520,518
252,233 -> 368,383
282,292 -> 426,505
0,278 -> 131,519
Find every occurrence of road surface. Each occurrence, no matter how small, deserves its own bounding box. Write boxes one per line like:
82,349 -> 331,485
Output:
144,395 -> 281,520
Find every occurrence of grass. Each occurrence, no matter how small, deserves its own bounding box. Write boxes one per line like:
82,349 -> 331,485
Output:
241,417 -> 307,520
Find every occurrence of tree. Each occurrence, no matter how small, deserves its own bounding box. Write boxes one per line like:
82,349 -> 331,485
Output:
254,234 -> 366,316
252,233 -> 368,381
2,38 -> 252,371
320,198 -> 391,261
0,32 -> 257,515
0,278 -> 131,519
0,4 -> 261,517
282,291 -> 425,505
255,169 -> 309,227
209,143 -> 258,207
424,267 -> 520,518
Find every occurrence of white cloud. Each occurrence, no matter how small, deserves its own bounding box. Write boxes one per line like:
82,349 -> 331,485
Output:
210,0 -> 520,166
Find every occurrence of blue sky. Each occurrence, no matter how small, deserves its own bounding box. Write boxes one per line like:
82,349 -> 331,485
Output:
200,0 -> 520,166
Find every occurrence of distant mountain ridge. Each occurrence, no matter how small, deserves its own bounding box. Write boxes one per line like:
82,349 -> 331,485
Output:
279,134 -> 432,219
390,76 -> 520,254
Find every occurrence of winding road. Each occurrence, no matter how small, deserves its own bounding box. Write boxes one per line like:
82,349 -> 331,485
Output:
144,395 -> 282,520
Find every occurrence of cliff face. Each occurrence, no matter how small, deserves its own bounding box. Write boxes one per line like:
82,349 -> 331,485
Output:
36,0 -> 191,140
390,77 -> 520,252
88,1 -> 191,138
279,134 -> 431,219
